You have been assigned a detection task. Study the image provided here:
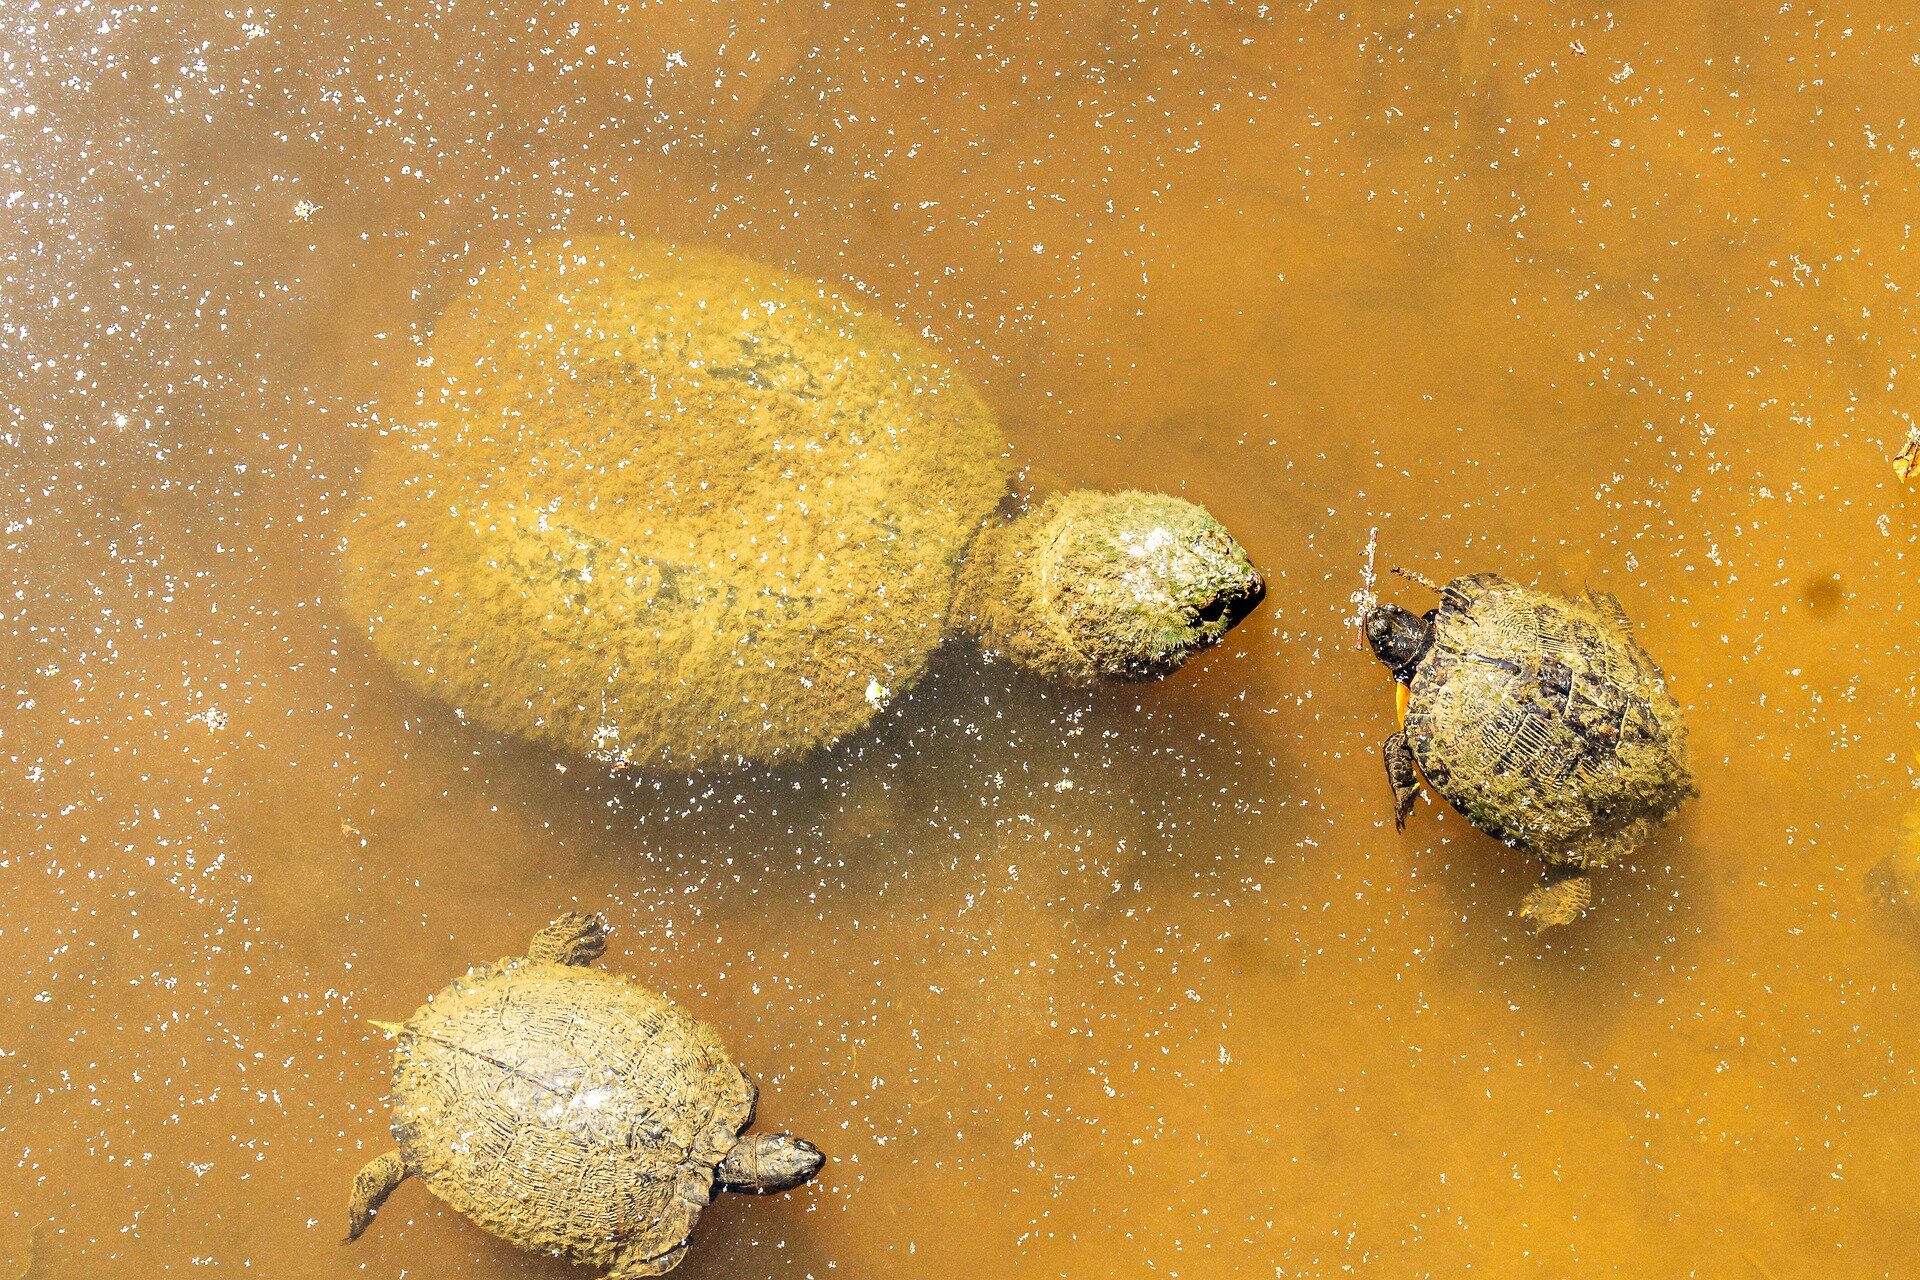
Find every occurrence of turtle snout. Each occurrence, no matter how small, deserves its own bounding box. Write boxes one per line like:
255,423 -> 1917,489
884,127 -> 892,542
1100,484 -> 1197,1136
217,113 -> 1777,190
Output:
722,1132 -> 826,1193
1173,526 -> 1263,645
1195,557 -> 1265,632
1363,606 -> 1396,654
758,1135 -> 825,1192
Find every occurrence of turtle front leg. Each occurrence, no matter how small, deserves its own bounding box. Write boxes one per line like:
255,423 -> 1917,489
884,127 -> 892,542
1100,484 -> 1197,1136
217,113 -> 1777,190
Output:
345,1149 -> 410,1242
527,911 -> 610,965
1383,732 -> 1421,830
1518,867 -> 1592,933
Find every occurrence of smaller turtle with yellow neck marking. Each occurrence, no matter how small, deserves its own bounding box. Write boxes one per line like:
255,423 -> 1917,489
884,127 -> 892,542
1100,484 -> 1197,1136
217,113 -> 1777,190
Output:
1364,571 -> 1693,931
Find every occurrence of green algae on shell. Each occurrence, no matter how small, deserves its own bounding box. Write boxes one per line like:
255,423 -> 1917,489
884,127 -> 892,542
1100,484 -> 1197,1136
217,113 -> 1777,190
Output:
342,236 -> 1262,771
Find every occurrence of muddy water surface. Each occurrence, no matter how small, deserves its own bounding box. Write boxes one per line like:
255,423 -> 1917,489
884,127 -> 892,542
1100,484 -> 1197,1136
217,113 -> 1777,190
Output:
5,2 -> 1920,1276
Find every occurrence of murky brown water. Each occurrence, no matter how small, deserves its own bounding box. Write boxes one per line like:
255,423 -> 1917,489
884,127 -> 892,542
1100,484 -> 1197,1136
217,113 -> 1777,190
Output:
7,2 -> 1920,1275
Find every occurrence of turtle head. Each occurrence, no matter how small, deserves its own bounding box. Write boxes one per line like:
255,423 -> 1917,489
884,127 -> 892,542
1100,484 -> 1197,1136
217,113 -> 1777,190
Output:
962,490 -> 1264,682
1364,603 -> 1432,681
718,1132 -> 825,1194
1065,492 -> 1266,678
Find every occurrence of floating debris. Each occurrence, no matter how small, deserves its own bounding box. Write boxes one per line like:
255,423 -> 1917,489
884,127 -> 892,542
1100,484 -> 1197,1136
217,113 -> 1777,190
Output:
188,707 -> 228,730
1349,525 -> 1379,650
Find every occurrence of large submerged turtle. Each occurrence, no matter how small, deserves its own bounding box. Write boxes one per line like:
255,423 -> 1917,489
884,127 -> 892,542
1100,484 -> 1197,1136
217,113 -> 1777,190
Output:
342,236 -> 1264,771
346,913 -> 824,1277
1364,572 -> 1693,930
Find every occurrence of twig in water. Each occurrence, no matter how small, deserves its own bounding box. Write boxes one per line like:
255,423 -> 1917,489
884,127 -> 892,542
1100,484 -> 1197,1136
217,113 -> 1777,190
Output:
1349,526 -> 1379,650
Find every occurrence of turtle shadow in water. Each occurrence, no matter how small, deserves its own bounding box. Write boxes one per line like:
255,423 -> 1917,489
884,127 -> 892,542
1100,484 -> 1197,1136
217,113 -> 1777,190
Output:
1860,822 -> 1920,954
6,1223 -> 49,1280
665,1184 -> 842,1280
352,623 -> 1284,882
1406,803 -> 1712,1025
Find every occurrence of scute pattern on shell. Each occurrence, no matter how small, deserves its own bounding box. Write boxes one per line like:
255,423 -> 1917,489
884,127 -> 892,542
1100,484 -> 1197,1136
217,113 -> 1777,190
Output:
1404,573 -> 1692,868
342,235 -> 1010,771
390,956 -> 755,1270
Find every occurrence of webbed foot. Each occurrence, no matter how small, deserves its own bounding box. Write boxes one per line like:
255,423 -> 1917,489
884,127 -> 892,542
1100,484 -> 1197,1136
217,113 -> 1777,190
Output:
1518,868 -> 1592,933
1383,731 -> 1421,830
528,911 -> 610,966
345,1149 -> 409,1243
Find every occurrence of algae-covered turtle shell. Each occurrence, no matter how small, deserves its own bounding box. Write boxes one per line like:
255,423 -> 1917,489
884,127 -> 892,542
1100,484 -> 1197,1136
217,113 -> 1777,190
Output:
341,236 -> 1263,772
1366,572 -> 1694,929
346,914 -> 823,1277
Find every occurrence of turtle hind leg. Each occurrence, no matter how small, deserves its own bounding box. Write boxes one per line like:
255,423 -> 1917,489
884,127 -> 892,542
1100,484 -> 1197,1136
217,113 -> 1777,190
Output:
1383,732 -> 1421,830
606,1239 -> 692,1278
1518,867 -> 1592,933
528,911 -> 610,965
345,1149 -> 409,1243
